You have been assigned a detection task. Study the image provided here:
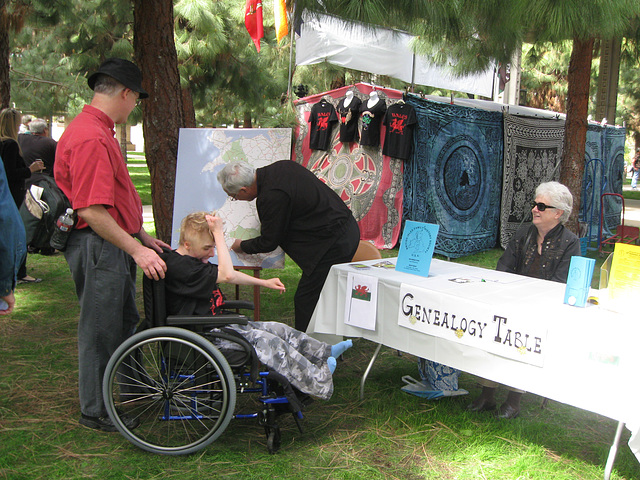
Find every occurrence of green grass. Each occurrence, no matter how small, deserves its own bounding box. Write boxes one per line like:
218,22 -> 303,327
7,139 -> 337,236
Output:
127,153 -> 152,205
3,161 -> 635,478
3,249 -> 638,480
129,169 -> 152,205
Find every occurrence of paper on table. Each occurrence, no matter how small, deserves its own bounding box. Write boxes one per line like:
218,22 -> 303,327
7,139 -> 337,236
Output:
607,243 -> 640,312
344,272 -> 378,331
395,221 -> 439,278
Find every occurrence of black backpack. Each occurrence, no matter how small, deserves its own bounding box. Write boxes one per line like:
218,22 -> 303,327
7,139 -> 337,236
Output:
19,174 -> 71,250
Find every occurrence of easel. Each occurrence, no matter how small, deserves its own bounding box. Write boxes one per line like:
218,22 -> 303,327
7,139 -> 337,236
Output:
235,266 -> 262,321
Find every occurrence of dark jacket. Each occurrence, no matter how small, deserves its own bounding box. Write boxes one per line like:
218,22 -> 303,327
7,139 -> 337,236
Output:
240,160 -> 359,274
0,138 -> 30,207
497,223 -> 581,283
18,133 -> 57,176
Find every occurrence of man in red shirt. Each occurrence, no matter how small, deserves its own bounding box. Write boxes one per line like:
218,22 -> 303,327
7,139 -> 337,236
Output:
54,58 -> 168,432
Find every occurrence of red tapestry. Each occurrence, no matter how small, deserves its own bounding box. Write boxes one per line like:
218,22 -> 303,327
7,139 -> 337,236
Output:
293,83 -> 404,249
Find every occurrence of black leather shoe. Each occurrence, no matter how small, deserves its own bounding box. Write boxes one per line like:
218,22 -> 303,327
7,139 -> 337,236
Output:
79,412 -> 140,432
466,397 -> 497,412
497,402 -> 520,419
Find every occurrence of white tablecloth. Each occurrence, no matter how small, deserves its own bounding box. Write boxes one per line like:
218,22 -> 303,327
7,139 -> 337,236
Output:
308,258 -> 640,462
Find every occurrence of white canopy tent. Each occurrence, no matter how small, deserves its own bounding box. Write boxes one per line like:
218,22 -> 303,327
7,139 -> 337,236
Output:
295,11 -> 497,98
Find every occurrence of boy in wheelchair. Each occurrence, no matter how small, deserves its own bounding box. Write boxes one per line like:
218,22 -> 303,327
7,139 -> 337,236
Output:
160,211 -> 353,400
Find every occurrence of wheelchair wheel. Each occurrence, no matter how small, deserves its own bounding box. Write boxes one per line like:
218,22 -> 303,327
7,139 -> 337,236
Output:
266,426 -> 281,454
103,326 -> 236,455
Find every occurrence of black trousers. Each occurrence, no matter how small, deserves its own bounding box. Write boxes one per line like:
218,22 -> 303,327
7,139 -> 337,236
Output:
294,217 -> 360,332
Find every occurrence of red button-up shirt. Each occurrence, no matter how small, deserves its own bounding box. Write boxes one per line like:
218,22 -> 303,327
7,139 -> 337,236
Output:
54,105 -> 143,234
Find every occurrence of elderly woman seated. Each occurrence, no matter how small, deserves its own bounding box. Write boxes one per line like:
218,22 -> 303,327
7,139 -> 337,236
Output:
467,181 -> 582,419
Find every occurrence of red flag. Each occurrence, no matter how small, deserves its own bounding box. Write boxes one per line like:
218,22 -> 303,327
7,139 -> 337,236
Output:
245,0 -> 263,52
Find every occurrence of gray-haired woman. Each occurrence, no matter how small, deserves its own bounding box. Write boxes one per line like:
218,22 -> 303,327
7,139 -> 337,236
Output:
468,181 -> 581,418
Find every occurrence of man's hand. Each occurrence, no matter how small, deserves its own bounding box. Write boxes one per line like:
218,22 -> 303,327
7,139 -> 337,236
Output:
231,238 -> 244,253
131,245 -> 167,280
79,205 -> 167,280
137,228 -> 171,254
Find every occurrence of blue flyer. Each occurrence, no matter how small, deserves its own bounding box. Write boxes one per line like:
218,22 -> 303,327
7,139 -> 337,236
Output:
563,255 -> 595,307
395,221 -> 439,277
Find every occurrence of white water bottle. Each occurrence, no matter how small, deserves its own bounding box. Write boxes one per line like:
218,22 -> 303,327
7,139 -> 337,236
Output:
50,208 -> 75,251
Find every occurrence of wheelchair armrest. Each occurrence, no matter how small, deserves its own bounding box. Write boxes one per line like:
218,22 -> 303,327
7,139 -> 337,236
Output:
166,314 -> 250,327
221,300 -> 255,311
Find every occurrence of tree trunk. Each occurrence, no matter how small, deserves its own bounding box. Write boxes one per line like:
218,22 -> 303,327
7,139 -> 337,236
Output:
594,37 -> 621,124
0,0 -> 10,109
560,37 -> 594,235
330,73 -> 346,90
119,123 -> 128,163
181,87 -> 196,128
243,110 -> 252,128
133,0 -> 185,243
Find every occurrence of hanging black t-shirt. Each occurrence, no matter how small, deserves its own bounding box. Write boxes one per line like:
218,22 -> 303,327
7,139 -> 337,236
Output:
336,95 -> 362,143
382,102 -> 418,160
359,98 -> 387,147
308,100 -> 338,151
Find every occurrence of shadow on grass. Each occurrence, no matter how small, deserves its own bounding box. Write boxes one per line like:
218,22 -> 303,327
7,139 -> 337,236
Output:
1,253 -> 638,479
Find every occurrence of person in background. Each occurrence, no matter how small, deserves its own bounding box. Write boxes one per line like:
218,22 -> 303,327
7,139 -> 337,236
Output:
54,58 -> 169,432
18,114 -> 32,134
217,160 -> 360,332
19,118 -> 58,177
0,108 -> 44,284
0,160 -> 27,315
161,211 -> 353,400
467,181 -> 581,419
631,148 -> 640,190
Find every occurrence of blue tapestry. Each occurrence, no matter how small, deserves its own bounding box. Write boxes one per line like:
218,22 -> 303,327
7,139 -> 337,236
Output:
581,125 -> 607,242
405,96 -> 503,258
500,114 -> 565,248
580,125 -> 626,243
602,126 -> 626,236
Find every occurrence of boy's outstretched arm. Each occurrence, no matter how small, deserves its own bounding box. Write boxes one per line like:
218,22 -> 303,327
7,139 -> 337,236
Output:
206,215 -> 285,293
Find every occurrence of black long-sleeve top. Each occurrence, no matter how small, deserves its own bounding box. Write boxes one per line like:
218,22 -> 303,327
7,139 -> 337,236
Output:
496,223 -> 581,283
240,160 -> 357,274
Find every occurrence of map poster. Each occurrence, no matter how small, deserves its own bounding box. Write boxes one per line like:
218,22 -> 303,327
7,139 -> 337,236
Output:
395,221 -> 439,277
172,128 -> 292,268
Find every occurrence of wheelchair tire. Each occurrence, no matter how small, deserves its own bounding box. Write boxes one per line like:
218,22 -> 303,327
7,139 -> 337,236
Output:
103,326 -> 236,455
266,426 -> 281,454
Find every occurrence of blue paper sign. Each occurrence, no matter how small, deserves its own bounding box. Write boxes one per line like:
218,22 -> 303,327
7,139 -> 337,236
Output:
395,221 -> 439,277
564,256 -> 595,307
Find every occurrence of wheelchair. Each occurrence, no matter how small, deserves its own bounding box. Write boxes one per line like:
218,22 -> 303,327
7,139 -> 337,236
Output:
102,276 -> 305,455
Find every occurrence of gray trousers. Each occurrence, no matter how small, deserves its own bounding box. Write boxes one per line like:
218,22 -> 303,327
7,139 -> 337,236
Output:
227,321 -> 334,400
64,229 -> 139,417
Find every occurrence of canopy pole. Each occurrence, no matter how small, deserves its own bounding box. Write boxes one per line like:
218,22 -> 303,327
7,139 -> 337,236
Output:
411,53 -> 416,93
286,3 -> 296,100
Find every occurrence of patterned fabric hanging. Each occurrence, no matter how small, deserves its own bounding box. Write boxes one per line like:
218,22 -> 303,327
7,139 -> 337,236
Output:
405,96 -> 503,258
500,114 -> 564,248
293,84 -> 404,249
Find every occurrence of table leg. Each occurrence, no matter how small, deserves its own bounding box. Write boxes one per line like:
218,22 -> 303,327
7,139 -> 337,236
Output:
360,343 -> 382,400
603,421 -> 625,480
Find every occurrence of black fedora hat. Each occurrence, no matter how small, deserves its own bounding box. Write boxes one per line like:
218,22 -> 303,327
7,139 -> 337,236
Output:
87,58 -> 149,99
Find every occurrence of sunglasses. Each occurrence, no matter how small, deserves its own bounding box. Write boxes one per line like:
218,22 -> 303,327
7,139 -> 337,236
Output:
530,201 -> 556,212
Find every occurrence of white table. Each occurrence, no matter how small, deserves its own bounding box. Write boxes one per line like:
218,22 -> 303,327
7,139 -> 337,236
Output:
308,258 -> 640,476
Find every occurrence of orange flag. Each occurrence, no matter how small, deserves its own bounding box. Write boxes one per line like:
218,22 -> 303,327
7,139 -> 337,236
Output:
245,0 -> 264,52
274,0 -> 288,43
